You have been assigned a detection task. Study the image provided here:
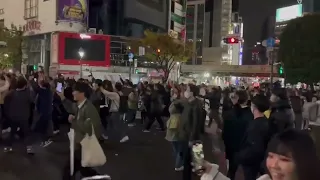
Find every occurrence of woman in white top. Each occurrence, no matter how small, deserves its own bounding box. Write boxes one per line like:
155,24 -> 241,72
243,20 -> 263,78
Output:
100,80 -> 129,143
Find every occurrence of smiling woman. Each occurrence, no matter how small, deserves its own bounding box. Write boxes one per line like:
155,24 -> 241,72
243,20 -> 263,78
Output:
263,129 -> 320,180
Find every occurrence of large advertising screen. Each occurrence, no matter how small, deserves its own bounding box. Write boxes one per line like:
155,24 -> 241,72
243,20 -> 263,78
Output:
56,0 -> 88,24
276,4 -> 303,22
58,32 -> 110,67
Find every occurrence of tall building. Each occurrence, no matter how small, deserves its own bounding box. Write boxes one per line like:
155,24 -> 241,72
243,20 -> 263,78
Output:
202,0 -> 232,65
186,0 -> 205,65
168,0 -> 187,40
0,0 -> 169,72
89,0 -> 169,37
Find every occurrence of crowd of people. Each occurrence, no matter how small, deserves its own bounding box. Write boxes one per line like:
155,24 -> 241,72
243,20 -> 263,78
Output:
0,70 -> 320,180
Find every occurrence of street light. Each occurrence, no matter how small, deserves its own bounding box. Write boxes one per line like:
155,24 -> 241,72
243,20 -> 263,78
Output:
78,47 -> 85,78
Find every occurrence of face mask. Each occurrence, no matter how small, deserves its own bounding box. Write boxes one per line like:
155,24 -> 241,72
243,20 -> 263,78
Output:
171,94 -> 178,101
251,106 -> 254,114
184,91 -> 190,99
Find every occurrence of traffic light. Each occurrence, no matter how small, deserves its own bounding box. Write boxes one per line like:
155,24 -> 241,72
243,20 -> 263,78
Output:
135,68 -> 139,74
223,37 -> 239,44
33,65 -> 38,70
278,65 -> 284,76
156,49 -> 160,54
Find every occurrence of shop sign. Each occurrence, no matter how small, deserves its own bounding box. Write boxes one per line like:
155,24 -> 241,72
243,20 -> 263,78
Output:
23,20 -> 41,33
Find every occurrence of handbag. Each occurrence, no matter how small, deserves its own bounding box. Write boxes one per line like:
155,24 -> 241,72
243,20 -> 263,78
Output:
168,114 -> 180,129
80,124 -> 107,167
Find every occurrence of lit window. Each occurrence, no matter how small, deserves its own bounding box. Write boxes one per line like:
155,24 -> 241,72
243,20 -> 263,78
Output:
24,0 -> 38,19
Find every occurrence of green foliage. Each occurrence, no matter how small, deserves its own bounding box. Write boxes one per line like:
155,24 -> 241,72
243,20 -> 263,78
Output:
129,30 -> 193,81
0,24 -> 24,69
278,13 -> 320,84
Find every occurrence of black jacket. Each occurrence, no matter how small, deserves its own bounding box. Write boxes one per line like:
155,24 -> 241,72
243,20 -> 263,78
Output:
222,105 -> 253,159
179,98 -> 205,141
269,99 -> 295,136
238,116 -> 270,166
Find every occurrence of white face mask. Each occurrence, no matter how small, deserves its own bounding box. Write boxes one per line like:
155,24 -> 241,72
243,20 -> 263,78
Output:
184,91 -> 191,99
172,94 -> 178,99
251,105 -> 255,114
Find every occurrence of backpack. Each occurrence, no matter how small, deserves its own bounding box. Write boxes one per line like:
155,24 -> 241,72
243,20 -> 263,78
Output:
117,92 -> 128,113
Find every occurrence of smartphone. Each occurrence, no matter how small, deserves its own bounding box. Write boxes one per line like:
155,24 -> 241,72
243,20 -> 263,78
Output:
81,175 -> 111,180
56,82 -> 63,93
191,142 -> 205,173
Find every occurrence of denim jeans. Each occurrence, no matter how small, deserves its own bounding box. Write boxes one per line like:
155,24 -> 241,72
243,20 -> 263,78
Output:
107,112 -> 128,140
126,109 -> 137,124
172,141 -> 187,168
34,113 -> 52,141
4,120 -> 33,148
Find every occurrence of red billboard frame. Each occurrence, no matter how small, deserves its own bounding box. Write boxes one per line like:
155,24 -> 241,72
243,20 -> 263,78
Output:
58,32 -> 110,67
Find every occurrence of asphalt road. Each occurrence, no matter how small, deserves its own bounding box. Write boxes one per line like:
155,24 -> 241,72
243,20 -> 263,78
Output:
0,125 -> 223,180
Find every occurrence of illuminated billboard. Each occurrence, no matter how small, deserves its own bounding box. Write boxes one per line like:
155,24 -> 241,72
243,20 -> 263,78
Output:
276,4 -> 303,22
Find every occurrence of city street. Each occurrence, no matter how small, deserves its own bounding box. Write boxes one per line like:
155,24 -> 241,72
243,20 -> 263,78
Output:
0,126 -> 223,180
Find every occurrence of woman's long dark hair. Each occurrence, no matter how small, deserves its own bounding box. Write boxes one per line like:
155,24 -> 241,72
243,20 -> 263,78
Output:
267,129 -> 320,180
102,80 -> 113,92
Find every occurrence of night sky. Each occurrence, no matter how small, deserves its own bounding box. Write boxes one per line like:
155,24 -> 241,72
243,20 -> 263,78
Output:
239,0 -> 297,64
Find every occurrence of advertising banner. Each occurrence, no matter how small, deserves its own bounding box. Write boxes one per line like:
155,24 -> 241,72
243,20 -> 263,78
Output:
276,4 -> 303,22
56,0 -> 88,24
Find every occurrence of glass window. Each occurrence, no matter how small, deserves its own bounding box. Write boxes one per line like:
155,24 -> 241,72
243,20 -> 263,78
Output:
25,0 -> 38,19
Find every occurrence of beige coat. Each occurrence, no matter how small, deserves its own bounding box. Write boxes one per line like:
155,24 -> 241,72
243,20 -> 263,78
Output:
200,163 -> 230,180
0,80 -> 10,104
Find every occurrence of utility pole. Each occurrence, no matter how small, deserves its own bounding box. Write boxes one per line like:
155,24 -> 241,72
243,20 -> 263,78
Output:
270,50 -> 274,87
264,37 -> 276,89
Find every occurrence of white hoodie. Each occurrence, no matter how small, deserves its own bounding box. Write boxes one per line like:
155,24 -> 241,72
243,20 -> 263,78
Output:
200,164 -> 230,180
256,174 -> 272,180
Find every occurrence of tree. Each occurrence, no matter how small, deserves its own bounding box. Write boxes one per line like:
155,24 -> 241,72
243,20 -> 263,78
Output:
129,30 -> 193,82
0,24 -> 24,70
278,13 -> 320,84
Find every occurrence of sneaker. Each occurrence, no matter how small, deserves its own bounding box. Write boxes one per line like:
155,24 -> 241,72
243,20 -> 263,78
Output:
128,123 -> 135,127
53,130 -> 60,135
120,136 -> 129,143
3,147 -> 13,153
142,129 -> 150,133
156,127 -> 165,131
175,166 -> 184,171
27,146 -> 34,155
101,134 -> 109,140
41,140 -> 53,147
2,127 -> 11,134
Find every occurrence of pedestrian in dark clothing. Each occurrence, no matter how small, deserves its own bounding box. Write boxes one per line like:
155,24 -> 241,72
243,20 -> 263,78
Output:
180,84 -> 205,180
34,80 -> 53,147
223,90 -> 253,180
4,76 -> 34,154
238,94 -> 270,180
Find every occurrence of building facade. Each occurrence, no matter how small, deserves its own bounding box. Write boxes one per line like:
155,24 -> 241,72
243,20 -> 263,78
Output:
186,0 -> 205,65
168,0 -> 186,40
0,0 -> 169,73
88,0 -> 168,37
202,0 -> 232,65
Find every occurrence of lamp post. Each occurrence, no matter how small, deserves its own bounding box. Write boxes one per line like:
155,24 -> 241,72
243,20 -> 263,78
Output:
78,47 -> 85,78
